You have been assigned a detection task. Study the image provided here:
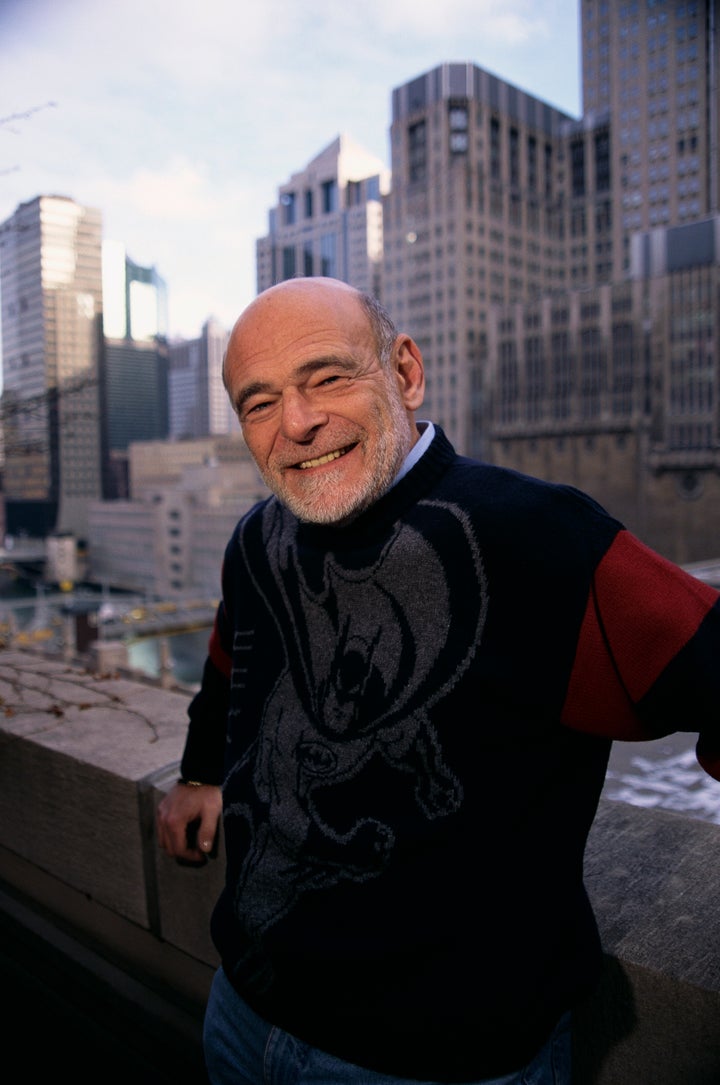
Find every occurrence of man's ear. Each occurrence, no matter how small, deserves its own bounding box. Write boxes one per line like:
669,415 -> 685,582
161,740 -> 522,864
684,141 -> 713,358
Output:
392,335 -> 425,410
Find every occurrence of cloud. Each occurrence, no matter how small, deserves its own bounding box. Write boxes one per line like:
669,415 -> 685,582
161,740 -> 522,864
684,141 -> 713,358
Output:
0,0 -> 578,344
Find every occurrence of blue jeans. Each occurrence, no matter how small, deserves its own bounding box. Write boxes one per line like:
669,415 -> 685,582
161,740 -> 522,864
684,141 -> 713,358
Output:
203,967 -> 572,1085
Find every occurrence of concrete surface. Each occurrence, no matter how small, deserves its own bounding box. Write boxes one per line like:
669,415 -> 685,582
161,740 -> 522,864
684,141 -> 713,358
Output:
1,646 -> 719,1083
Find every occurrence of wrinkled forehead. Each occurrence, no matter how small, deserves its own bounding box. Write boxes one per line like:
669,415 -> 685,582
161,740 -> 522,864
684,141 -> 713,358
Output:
226,287 -> 373,373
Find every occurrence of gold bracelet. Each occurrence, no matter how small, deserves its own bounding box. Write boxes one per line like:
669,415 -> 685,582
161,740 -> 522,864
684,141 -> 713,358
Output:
180,778 -> 205,787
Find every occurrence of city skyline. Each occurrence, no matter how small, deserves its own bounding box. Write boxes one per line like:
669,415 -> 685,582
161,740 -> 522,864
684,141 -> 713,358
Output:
0,0 -> 580,364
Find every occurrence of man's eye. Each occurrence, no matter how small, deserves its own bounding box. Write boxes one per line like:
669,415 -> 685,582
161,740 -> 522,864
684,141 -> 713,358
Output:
244,400 -> 272,418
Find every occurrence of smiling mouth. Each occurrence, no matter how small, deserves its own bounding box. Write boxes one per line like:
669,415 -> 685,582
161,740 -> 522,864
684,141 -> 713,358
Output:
296,444 -> 355,470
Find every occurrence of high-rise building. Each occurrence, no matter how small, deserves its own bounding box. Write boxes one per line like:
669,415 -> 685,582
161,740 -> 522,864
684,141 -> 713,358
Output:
102,239 -> 168,341
580,0 -> 719,277
382,5 -> 718,460
382,62 -> 572,457
0,195 -> 104,538
256,135 -> 389,298
100,242 -> 170,498
480,1 -> 720,563
168,317 -> 235,439
485,214 -> 720,563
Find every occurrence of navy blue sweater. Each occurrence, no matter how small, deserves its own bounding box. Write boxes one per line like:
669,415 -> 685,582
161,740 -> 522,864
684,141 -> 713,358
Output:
181,428 -> 720,1081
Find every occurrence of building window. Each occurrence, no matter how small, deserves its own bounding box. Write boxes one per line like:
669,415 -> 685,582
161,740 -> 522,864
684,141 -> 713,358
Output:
611,322 -> 635,416
580,327 -> 605,420
594,129 -> 610,192
499,340 -> 518,423
525,335 -> 545,422
490,117 -> 501,181
321,180 -> 337,214
320,233 -> 336,277
304,189 -> 313,218
408,120 -> 427,183
280,191 -> 296,225
544,143 -> 553,197
449,101 -> 469,155
551,332 -> 572,419
509,127 -> 520,188
282,245 -> 296,280
527,135 -> 538,192
571,138 -> 586,198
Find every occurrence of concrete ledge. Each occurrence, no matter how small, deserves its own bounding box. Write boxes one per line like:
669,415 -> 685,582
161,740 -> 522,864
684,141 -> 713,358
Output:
1,647 -> 719,1082
576,800 -> 720,1083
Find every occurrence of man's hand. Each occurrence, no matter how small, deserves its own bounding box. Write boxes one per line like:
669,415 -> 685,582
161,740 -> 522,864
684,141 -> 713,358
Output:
156,782 -> 222,864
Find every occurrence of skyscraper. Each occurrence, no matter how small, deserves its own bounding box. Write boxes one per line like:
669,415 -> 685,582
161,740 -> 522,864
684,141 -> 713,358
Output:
0,195 -> 104,538
101,242 -> 170,498
480,1 -> 720,563
102,239 -> 168,342
168,317 -> 234,439
581,0 -> 718,276
381,62 -> 572,457
256,135 -> 389,298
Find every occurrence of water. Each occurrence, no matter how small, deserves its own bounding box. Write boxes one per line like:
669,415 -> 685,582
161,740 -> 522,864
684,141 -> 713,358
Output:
0,576 -> 210,690
126,628 -> 210,689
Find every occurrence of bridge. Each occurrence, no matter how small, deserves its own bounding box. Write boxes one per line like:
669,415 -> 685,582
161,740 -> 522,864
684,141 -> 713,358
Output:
0,540 -> 46,580
0,591 -> 217,670
93,597 -> 217,641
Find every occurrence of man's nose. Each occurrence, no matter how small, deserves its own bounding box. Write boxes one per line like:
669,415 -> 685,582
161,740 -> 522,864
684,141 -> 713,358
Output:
279,386 -> 328,441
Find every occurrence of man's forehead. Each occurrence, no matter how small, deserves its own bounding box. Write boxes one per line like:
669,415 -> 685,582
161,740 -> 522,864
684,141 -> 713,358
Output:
231,291 -> 370,359
248,283 -> 362,328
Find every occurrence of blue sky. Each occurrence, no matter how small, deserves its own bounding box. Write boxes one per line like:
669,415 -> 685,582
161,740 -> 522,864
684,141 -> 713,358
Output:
0,0 -> 580,343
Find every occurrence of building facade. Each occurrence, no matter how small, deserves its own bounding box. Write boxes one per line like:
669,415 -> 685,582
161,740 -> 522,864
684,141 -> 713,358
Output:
581,0 -> 719,278
168,317 -> 235,440
485,215 -> 720,564
256,135 -> 389,298
87,435 -> 268,596
0,195 -> 104,538
375,5 -> 719,562
477,0 -> 720,563
381,62 -> 572,458
100,241 -> 170,499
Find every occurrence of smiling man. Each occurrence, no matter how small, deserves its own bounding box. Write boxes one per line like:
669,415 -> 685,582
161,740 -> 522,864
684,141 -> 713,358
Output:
157,277 -> 720,1085
224,277 -> 424,524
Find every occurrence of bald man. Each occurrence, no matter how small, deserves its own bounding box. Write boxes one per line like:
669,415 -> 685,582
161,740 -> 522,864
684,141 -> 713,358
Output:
158,278 -> 720,1085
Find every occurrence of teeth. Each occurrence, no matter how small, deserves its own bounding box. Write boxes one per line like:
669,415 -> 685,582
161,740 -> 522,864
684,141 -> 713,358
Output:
298,448 -> 347,470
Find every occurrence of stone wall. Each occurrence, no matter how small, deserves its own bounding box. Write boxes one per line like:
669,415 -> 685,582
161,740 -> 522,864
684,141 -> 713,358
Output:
0,647 -> 718,1082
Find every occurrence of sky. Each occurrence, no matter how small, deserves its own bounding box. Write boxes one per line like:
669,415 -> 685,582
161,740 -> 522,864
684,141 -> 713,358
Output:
0,0 -> 581,345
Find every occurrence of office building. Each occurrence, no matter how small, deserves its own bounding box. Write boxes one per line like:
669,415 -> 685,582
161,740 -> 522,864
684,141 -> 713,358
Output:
485,215 -> 720,564
102,240 -> 168,342
381,4 -> 718,456
168,317 -> 235,439
382,62 -> 572,457
374,4 -> 719,561
101,242 -> 170,498
87,434 -> 267,596
256,135 -> 389,297
479,1 -> 720,563
581,0 -> 719,278
0,195 -> 104,538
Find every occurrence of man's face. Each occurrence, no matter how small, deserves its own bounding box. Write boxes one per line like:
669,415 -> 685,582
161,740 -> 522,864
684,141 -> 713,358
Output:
224,283 -> 423,525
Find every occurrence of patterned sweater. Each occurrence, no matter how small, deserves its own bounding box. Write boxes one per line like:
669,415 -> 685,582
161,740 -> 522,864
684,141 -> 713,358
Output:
181,427 -> 720,1081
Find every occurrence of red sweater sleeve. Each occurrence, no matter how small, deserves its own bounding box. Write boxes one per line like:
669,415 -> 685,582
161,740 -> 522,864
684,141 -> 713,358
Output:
561,530 -> 720,768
